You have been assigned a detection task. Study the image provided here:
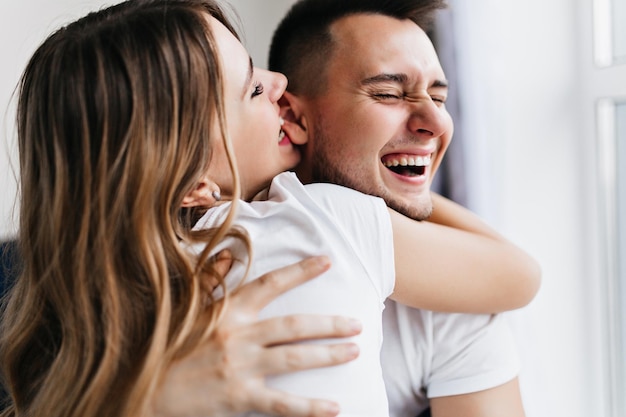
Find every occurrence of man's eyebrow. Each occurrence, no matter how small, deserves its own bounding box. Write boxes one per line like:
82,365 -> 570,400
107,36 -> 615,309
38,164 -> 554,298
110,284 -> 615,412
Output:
242,56 -> 253,99
361,73 -> 408,85
431,79 -> 449,89
361,73 -> 449,89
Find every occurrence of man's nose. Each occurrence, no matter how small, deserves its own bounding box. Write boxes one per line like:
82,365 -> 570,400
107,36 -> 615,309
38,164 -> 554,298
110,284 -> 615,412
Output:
406,99 -> 450,139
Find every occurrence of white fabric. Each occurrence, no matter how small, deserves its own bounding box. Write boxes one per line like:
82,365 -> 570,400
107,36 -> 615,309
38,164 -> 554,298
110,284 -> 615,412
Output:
192,172 -> 395,417
381,300 -> 521,417
192,171 -> 521,417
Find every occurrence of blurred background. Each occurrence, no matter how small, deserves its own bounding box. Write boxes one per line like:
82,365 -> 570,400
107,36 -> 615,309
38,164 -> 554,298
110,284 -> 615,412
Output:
1,1 -> 625,416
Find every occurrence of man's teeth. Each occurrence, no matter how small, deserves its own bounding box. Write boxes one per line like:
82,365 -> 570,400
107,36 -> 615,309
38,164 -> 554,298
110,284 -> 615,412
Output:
383,155 -> 431,167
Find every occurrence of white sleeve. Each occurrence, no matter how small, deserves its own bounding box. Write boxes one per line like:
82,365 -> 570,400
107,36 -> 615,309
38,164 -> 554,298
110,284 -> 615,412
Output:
305,182 -> 395,299
381,304 -> 521,416
426,312 -> 521,397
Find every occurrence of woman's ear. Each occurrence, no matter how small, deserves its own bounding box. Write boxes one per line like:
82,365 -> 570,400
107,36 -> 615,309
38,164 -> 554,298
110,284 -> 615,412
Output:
181,175 -> 221,208
279,91 -> 309,145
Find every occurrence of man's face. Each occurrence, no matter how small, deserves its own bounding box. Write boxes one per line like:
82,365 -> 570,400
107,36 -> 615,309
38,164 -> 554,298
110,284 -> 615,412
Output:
295,14 -> 453,220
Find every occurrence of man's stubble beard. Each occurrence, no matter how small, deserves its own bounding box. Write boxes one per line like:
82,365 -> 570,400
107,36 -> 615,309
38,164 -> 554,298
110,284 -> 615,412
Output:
310,121 -> 433,222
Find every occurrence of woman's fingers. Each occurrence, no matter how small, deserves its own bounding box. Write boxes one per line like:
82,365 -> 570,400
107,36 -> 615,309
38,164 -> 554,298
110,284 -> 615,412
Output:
248,388 -> 341,417
231,256 -> 331,312
243,314 -> 362,346
201,249 -> 233,291
213,249 -> 233,277
217,258 -> 361,415
153,256 -> 362,417
257,342 -> 360,375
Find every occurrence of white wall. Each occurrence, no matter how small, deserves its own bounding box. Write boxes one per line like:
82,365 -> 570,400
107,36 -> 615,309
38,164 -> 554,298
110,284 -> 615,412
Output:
226,0 -> 295,68
0,1 -> 606,417
0,0 -> 129,240
452,1 -> 605,416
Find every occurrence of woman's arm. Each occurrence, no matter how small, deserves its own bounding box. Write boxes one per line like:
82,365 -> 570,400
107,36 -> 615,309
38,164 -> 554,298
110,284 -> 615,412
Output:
390,193 -> 541,314
151,256 -> 362,417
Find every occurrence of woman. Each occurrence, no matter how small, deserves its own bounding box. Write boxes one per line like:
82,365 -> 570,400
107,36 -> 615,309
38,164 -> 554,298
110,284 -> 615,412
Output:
0,1 -> 359,417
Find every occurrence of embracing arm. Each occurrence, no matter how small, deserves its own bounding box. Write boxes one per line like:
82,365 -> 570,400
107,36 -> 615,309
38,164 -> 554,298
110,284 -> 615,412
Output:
151,257 -> 362,417
390,193 -> 541,314
430,377 -> 525,417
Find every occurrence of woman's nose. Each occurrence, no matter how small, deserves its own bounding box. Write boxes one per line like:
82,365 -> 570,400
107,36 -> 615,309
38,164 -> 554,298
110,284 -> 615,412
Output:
267,70 -> 288,102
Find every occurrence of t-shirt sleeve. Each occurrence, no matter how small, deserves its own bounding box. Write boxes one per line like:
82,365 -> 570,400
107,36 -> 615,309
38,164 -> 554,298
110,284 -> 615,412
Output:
305,183 -> 395,299
426,312 -> 521,397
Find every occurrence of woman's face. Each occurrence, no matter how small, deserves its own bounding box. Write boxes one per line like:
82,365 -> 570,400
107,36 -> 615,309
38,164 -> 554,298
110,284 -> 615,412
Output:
206,16 -> 303,200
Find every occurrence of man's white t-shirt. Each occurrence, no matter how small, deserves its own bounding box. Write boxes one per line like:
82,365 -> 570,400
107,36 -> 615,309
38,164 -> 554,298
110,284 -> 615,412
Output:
382,301 -> 521,417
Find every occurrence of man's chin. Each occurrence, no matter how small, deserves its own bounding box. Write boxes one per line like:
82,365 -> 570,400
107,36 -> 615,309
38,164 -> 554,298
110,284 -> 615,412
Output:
385,195 -> 433,221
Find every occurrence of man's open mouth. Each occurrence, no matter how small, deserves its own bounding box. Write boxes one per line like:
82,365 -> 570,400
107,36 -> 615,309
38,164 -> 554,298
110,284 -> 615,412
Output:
382,155 -> 431,177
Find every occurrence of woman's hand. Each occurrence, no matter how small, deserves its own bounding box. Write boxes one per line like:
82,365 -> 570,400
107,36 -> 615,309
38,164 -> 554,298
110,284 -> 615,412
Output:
152,256 -> 362,417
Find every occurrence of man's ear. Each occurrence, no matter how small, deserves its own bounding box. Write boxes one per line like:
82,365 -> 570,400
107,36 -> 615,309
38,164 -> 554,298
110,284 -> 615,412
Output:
279,91 -> 310,145
181,174 -> 220,208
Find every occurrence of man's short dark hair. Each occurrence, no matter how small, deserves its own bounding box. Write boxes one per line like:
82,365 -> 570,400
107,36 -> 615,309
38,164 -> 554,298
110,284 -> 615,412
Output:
269,0 -> 447,97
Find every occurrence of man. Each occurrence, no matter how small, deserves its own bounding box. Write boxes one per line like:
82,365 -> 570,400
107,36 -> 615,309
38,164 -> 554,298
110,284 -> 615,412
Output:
269,1 -> 526,416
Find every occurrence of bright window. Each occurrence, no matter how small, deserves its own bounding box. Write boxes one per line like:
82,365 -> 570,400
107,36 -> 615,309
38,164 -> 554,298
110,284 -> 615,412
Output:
594,0 -> 626,415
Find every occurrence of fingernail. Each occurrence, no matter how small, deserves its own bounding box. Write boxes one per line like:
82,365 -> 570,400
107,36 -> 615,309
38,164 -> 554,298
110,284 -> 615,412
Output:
313,255 -> 331,269
345,343 -> 360,359
348,318 -> 362,333
322,401 -> 340,416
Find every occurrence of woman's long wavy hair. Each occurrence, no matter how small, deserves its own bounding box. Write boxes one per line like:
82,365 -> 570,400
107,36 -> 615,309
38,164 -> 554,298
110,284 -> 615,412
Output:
0,1 -> 246,415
